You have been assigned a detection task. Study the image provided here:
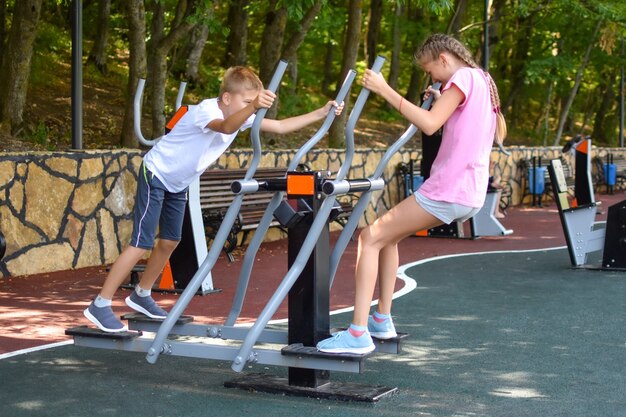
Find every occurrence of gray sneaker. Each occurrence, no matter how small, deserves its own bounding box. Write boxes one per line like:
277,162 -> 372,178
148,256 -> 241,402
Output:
84,302 -> 127,333
125,292 -> 167,319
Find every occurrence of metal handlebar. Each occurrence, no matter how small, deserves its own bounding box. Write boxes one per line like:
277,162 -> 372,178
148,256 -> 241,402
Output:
133,79 -> 187,147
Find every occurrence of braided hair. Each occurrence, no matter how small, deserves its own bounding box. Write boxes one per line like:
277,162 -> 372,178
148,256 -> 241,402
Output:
415,34 -> 507,144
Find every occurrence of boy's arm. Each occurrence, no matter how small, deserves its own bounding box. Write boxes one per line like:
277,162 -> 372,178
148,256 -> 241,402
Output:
207,90 -> 275,134
261,100 -> 343,134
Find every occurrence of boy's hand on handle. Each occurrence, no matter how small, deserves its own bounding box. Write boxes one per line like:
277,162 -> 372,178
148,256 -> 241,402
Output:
318,100 -> 344,118
254,90 -> 276,110
361,69 -> 388,95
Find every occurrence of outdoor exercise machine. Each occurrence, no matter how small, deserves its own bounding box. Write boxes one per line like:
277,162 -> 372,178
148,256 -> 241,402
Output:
68,60 -> 403,402
547,137 -> 626,270
132,79 -> 215,294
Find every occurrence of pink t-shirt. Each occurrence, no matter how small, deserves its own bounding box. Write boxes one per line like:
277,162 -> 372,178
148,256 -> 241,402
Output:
418,67 -> 496,208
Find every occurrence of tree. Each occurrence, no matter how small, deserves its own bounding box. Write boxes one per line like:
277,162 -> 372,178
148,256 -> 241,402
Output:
366,0 -> 383,67
553,20 -> 602,145
146,0 -> 204,137
120,0 -> 147,147
87,0 -> 111,74
328,0 -> 362,148
224,0 -> 250,67
0,0 -> 43,135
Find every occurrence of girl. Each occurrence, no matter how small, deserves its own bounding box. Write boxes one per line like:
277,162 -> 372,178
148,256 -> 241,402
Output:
317,33 -> 507,353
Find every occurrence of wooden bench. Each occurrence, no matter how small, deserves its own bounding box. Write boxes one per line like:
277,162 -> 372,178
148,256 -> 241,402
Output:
200,167 -> 354,262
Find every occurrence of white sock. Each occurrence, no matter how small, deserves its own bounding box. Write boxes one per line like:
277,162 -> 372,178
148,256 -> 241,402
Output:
135,286 -> 151,297
94,295 -> 112,308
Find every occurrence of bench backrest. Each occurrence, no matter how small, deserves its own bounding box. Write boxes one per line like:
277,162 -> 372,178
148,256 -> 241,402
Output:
199,167 -> 287,212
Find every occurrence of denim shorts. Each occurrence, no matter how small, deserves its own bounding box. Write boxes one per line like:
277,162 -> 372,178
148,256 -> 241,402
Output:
414,191 -> 480,225
130,164 -> 188,249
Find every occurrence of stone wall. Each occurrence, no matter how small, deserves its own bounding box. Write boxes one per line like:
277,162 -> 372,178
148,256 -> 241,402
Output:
1,146 -> 624,278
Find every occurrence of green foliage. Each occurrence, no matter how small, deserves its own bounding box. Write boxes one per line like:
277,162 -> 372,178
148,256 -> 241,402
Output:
2,0 -> 626,150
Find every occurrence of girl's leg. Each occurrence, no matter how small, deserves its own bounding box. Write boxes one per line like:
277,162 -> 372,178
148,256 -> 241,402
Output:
351,196 -> 442,327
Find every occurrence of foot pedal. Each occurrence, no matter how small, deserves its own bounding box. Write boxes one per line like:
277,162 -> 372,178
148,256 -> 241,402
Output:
282,343 -> 372,361
121,313 -> 194,324
65,325 -> 142,339
372,332 -> 409,354
331,328 -> 409,354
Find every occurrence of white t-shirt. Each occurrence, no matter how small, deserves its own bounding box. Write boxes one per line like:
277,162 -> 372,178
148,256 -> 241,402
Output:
143,98 -> 255,192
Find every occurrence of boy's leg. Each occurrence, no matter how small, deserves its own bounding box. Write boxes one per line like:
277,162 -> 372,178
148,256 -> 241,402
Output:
85,163 -> 163,331
126,182 -> 187,319
137,238 -> 179,290
84,245 -> 148,332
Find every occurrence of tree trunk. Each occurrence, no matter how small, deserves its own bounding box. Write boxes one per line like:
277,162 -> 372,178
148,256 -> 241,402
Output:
328,0 -> 362,148
366,0 -> 383,67
501,11 -> 535,119
446,0 -> 468,35
321,41 -> 335,96
592,70 -> 617,144
184,23 -> 209,84
553,20 -> 602,146
259,1 -> 287,86
120,0 -> 147,147
148,0 -> 198,136
224,0 -> 249,67
386,1 -> 402,109
281,0 -> 323,91
0,0 -> 7,67
258,1 -> 287,119
87,0 -> 111,74
0,0 -> 43,134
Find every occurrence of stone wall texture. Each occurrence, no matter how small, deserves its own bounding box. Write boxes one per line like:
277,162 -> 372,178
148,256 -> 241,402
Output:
1,146 -> 624,277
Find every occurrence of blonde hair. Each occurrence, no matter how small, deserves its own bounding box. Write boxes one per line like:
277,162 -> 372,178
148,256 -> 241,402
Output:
219,66 -> 263,97
415,34 -> 507,144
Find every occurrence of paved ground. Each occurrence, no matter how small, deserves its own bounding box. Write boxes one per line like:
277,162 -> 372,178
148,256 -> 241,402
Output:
0,191 -> 625,416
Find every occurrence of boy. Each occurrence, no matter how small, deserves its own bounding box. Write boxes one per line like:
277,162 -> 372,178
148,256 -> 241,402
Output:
85,66 -> 343,332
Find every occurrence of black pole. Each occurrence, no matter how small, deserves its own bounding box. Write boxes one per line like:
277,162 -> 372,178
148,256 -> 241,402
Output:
71,0 -> 83,150
619,36 -> 624,148
483,0 -> 489,70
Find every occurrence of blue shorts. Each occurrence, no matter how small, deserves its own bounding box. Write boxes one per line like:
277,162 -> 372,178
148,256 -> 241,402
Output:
414,191 -> 480,225
130,164 -> 188,249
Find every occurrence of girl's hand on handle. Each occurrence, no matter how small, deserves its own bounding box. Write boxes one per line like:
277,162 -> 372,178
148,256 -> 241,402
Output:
423,85 -> 441,102
361,69 -> 388,95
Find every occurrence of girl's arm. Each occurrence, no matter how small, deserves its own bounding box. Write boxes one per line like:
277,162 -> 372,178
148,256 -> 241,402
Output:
361,70 -> 464,136
260,101 -> 343,134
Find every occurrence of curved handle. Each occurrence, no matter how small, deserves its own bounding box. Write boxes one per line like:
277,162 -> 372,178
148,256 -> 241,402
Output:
246,60 -> 289,180
339,56 -> 386,180
133,79 -> 160,147
287,69 -> 357,171
134,79 -> 188,147
175,81 -> 187,110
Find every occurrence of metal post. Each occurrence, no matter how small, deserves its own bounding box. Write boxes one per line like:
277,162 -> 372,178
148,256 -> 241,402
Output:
71,0 -> 83,150
287,177 -> 330,388
483,0 -> 489,70
619,36 -> 624,148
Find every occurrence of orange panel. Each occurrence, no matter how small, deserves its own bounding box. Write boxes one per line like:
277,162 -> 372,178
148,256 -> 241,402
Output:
576,139 -> 589,155
165,106 -> 188,132
287,173 -> 315,196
